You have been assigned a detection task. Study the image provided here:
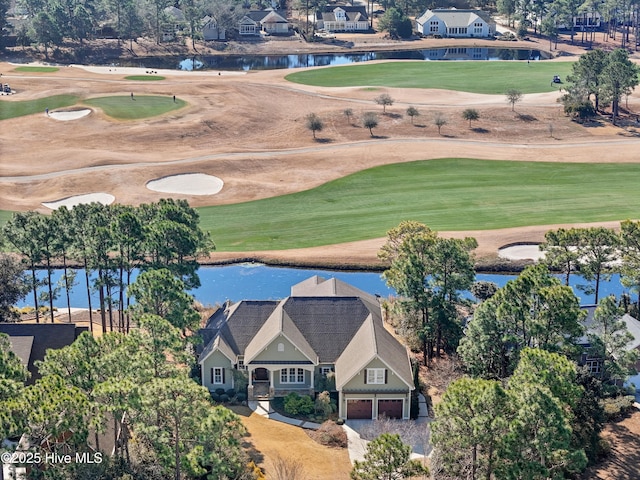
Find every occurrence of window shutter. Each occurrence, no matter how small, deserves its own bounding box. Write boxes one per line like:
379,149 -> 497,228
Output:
211,368 -> 214,384
222,368 -> 226,384
384,369 -> 388,384
364,370 -> 368,384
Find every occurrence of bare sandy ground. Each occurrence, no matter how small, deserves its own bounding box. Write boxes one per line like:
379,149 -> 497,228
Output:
2,35 -> 640,266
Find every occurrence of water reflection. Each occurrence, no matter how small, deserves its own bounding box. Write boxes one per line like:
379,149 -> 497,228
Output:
116,48 -> 548,72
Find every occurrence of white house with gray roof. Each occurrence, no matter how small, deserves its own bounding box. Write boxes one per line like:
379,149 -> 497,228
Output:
316,6 -> 369,32
416,8 -> 495,38
198,276 -> 414,419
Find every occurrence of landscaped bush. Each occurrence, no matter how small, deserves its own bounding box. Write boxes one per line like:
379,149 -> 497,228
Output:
283,392 -> 314,416
210,393 -> 220,402
219,394 -> 230,403
236,393 -> 247,403
226,388 -> 236,398
215,388 -> 225,396
308,420 -> 348,448
601,395 -> 635,420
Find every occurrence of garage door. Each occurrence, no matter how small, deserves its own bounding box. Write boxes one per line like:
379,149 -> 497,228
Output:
347,399 -> 372,419
378,399 -> 403,419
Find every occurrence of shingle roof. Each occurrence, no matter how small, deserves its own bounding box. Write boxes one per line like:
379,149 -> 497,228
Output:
0,324 -> 86,383
7,335 -> 33,369
417,8 -> 492,27
318,5 -> 369,22
246,9 -> 287,23
580,305 -> 640,351
335,316 -> 413,390
199,301 -> 278,363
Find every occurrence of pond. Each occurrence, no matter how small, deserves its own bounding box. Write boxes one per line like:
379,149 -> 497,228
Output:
117,47 -> 550,71
16,263 -> 629,309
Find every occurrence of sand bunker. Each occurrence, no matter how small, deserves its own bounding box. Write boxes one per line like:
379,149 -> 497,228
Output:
498,244 -> 545,261
48,109 -> 91,121
42,193 -> 115,210
146,173 -> 224,195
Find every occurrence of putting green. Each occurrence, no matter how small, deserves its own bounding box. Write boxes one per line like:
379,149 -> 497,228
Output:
83,95 -> 186,120
286,61 -> 574,94
125,75 -> 166,81
13,66 -> 60,73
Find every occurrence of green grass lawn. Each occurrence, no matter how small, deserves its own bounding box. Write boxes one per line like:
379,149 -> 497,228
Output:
0,211 -> 13,224
0,94 -> 79,120
285,61 -> 574,94
13,66 -> 60,73
83,95 -> 185,120
124,75 -> 166,81
195,158 -> 640,251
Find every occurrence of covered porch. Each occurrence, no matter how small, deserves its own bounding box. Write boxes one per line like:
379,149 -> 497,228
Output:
247,363 -> 315,400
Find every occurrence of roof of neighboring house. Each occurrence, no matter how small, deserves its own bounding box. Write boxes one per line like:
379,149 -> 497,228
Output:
164,6 -> 185,22
7,335 -> 34,369
318,5 -> 369,22
0,324 -> 87,384
417,8 -> 492,27
580,305 -> 640,351
245,9 -> 288,23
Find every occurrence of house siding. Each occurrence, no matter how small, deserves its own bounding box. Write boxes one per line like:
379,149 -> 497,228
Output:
341,357 -> 409,391
250,335 -> 313,363
201,350 -> 234,391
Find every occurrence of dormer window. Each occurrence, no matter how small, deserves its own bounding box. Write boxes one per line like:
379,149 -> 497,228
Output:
237,356 -> 247,370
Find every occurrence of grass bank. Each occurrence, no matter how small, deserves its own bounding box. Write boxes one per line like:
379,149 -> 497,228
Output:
197,158 -> 640,251
285,61 -> 573,94
124,75 -> 166,81
83,95 -> 185,120
13,66 -> 60,73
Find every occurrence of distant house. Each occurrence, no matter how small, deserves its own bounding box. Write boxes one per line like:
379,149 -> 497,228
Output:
162,6 -> 186,41
578,305 -> 640,375
197,276 -> 414,419
202,15 -> 226,40
416,8 -> 495,38
238,9 -> 289,36
0,324 -> 88,384
316,6 -> 370,33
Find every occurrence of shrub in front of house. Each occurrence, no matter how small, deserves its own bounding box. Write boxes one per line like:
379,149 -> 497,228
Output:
211,393 -> 221,402
215,388 -> 226,396
219,394 -> 230,403
601,395 -> 635,420
283,392 -> 314,416
226,388 -> 236,398
309,420 -> 348,448
236,393 -> 247,403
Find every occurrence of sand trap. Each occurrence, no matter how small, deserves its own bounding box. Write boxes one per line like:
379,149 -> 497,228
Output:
146,173 -> 224,195
48,109 -> 91,121
498,244 -> 545,261
42,193 -> 115,210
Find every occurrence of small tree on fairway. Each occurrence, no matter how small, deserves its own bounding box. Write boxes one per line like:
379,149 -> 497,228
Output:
305,113 -> 323,139
406,106 -> 419,124
462,108 -> 479,128
363,112 -> 378,136
506,88 -> 523,111
433,112 -> 447,135
343,108 -> 353,124
374,93 -> 394,113
351,433 -> 428,480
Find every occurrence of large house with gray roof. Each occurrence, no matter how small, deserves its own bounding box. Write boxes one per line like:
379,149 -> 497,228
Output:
198,276 -> 414,419
416,8 -> 495,38
316,5 -> 370,33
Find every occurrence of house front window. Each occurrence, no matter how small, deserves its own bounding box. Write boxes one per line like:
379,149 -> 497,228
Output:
281,367 -> 305,384
212,367 -> 224,384
586,360 -> 601,375
366,368 -> 386,384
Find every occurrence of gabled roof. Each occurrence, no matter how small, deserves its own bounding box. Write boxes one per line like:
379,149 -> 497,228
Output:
239,15 -> 259,26
246,9 -> 288,23
261,10 -> 288,24
317,5 -> 368,22
417,8 -> 492,27
164,6 -> 185,22
244,301 -> 318,364
7,335 -> 33,369
580,305 -> 640,351
335,315 -> 413,390
199,300 -> 278,363
291,275 -> 380,312
0,324 -> 87,384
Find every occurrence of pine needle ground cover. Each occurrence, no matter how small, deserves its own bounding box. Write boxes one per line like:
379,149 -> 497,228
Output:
197,158 -> 640,251
285,61 -> 573,94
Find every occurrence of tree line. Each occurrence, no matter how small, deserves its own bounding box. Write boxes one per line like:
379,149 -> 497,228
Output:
378,220 -> 639,479
0,199 -> 213,333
